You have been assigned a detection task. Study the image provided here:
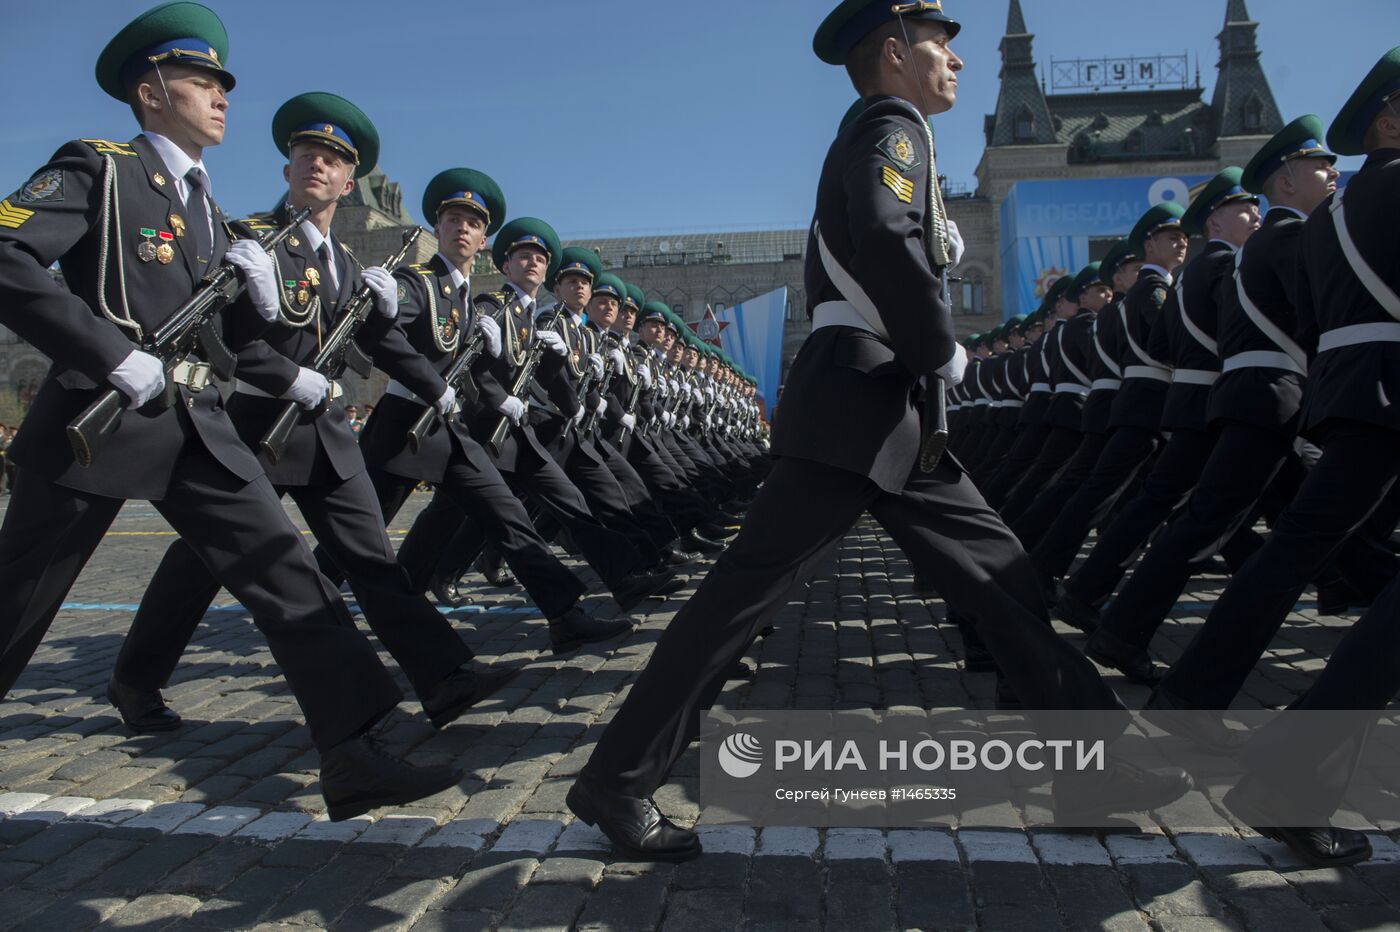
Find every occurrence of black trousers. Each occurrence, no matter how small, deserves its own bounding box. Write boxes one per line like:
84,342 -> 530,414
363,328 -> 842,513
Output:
1011,432 -> 1108,551
595,438 -> 679,552
974,421 -> 1020,483
1095,421 -> 1292,648
348,443 -> 587,621
1062,427 -> 1226,605
0,447 -> 401,753
983,419 -> 1052,507
1237,566 -> 1400,821
999,425 -> 1084,526
115,467 -> 473,702
559,439 -> 663,568
625,437 -> 716,533
580,455 -> 1122,797
1160,423 -> 1400,708
1030,425 -> 1160,582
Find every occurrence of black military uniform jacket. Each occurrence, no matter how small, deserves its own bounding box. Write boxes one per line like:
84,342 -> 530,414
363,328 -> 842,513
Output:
1015,328 -> 1054,429
1082,297 -> 1124,434
1154,240 -> 1234,432
223,206 -> 381,486
599,332 -> 640,444
1044,309 -> 1095,431
357,253 -> 481,482
1108,266 -> 1173,431
775,95 -> 955,493
461,285 -> 555,472
1297,149 -> 1400,439
1207,208 -> 1308,436
527,302 -> 603,465
0,134 -> 262,500
1001,345 -> 1031,427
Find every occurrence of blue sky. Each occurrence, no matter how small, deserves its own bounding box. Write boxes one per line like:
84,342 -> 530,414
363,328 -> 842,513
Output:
2,0 -> 1394,237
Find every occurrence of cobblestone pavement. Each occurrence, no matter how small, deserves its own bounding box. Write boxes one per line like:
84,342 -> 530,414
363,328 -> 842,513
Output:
3,492 -> 1399,931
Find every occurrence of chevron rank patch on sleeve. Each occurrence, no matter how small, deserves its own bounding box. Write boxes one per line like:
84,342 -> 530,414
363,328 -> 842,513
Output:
0,199 -> 36,229
881,165 -> 914,204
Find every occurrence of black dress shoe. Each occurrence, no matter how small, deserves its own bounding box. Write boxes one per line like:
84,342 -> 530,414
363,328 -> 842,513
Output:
758,624 -> 776,638
566,778 -> 701,862
698,521 -> 738,540
549,606 -> 633,654
429,574 -> 467,608
476,551 -> 515,587
963,642 -> 998,673
1085,629 -> 1162,685
993,681 -> 1024,710
664,547 -> 700,567
687,530 -> 725,554
1141,687 -> 1246,756
613,570 -> 681,612
107,678 -> 182,733
1222,784 -> 1373,867
1054,588 -> 1101,634
421,665 -> 517,729
1316,579 -> 1369,617
912,573 -> 938,597
1054,758 -> 1194,823
320,734 -> 462,822
1037,573 -> 1061,611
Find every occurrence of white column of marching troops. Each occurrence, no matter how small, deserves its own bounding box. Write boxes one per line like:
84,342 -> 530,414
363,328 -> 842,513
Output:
0,0 -> 1397,872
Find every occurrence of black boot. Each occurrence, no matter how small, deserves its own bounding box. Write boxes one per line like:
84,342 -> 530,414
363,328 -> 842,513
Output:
613,570 -> 684,612
429,574 -> 467,608
1085,629 -> 1161,685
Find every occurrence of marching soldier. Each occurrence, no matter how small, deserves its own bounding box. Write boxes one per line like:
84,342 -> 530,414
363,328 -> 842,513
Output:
566,0 -> 1188,863
0,3 -> 459,820
111,93 -> 512,729
1027,203 -> 1188,608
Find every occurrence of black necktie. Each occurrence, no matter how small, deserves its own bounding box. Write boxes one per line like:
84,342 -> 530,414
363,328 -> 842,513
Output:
184,166 -> 211,273
317,242 -> 335,291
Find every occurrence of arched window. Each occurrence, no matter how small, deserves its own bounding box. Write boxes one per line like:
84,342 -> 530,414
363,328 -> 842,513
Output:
1013,106 -> 1035,142
958,273 -> 985,316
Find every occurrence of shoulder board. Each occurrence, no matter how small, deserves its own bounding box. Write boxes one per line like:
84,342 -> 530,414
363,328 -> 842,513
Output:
79,139 -> 137,157
239,214 -> 277,231
474,290 -> 512,309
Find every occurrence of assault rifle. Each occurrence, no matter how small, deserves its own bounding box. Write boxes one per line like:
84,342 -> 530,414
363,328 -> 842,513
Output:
68,207 -> 311,467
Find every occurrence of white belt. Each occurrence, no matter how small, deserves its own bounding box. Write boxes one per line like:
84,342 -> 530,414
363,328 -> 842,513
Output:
1171,369 -> 1219,386
385,379 -> 430,405
1054,382 -> 1090,396
1090,378 -> 1122,392
1318,322 -> 1400,354
1221,351 -> 1307,376
974,398 -> 992,406
235,378 -> 342,400
1124,365 -> 1171,383
170,360 -> 213,393
948,404 -> 962,412
812,300 -> 882,336
1029,382 -> 1051,393
996,400 -> 1024,408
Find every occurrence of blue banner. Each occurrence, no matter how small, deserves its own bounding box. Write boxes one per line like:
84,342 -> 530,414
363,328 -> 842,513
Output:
715,287 -> 786,418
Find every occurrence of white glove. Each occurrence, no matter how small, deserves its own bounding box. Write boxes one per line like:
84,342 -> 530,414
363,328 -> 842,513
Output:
620,413 -> 636,430
935,343 -> 968,386
108,349 -> 165,408
474,313 -> 502,358
537,330 -> 568,357
691,386 -> 704,404
434,385 -> 456,416
225,239 -> 279,322
706,385 -> 716,400
497,395 -> 526,425
286,367 -> 329,410
663,410 -> 675,428
594,396 -> 607,416
668,378 -> 680,394
587,354 -> 605,380
637,365 -> 653,389
572,406 -> 585,425
608,348 -> 626,371
361,266 -> 397,319
705,413 -> 714,429
681,415 -> 691,430
945,219 -> 965,270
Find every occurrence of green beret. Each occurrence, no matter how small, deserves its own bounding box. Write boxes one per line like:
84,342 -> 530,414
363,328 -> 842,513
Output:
492,217 -> 562,282
814,0 -> 961,65
96,1 -> 233,101
592,272 -> 626,302
1328,46 -> 1400,157
1242,115 -> 1337,193
1182,167 -> 1258,237
624,284 -> 645,311
1068,262 -> 1103,300
1128,202 -> 1187,256
1098,239 -> 1137,284
273,92 -> 378,179
550,246 -> 602,289
422,168 -> 505,235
